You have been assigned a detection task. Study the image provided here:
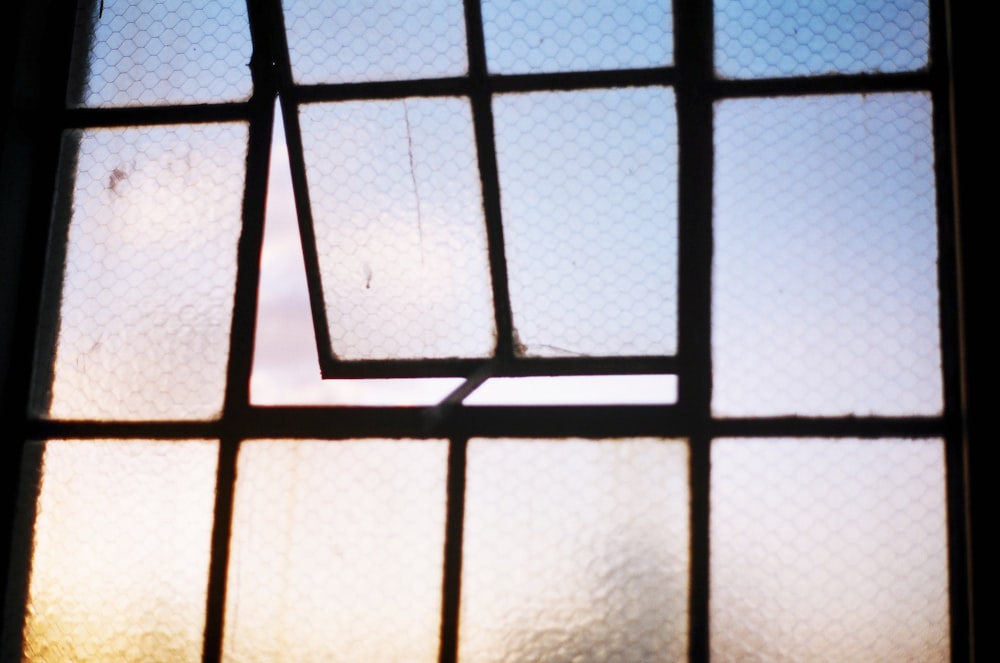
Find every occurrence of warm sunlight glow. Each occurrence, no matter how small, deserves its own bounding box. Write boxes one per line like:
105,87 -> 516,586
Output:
222,440 -> 448,662
22,440 -> 218,663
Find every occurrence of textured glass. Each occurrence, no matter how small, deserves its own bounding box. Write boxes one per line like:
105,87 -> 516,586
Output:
282,0 -> 467,84
482,0 -> 672,74
22,440 -> 218,663
299,98 -> 495,360
223,439 -> 448,663
715,0 -> 929,78
34,124 -> 247,420
459,438 -> 689,662
711,438 -> 950,662
494,87 -> 678,357
713,94 -> 940,416
67,0 -> 252,107
463,374 -> 677,405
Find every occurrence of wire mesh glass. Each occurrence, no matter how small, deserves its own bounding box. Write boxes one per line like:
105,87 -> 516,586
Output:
712,93 -> 941,416
33,123 -> 248,421
493,86 -> 678,358
66,0 -> 252,107
711,437 -> 950,662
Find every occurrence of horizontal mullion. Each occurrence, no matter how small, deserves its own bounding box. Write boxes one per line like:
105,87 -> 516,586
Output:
320,354 -> 678,378
713,69 -> 932,99
48,72 -> 934,126
57,101 -> 254,128
25,411 -> 946,441
287,67 -> 676,104
710,415 -> 947,438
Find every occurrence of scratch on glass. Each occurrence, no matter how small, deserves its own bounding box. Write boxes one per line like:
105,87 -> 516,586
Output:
402,100 -> 425,264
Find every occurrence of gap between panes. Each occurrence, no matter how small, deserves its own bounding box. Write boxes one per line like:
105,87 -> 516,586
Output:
250,102 -> 677,407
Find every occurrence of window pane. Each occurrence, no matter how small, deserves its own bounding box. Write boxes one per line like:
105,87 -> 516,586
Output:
21,440 -> 218,663
712,93 -> 941,416
67,0 -> 252,107
714,0 -> 929,78
33,124 -> 247,421
710,438 -> 950,662
482,1 -> 672,74
223,440 -> 448,663
299,98 -> 495,360
459,438 -> 689,662
493,87 -> 678,357
282,0 -> 468,84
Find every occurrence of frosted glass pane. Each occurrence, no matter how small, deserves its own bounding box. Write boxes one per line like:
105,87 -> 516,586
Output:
482,1 -> 672,74
282,0 -> 467,84
711,438 -> 950,662
299,98 -> 495,360
67,0 -> 252,107
459,438 -> 689,662
223,439 -> 448,663
22,440 -> 218,663
494,87 -> 678,357
712,94 -> 941,416
34,124 -> 247,420
715,0 -> 929,78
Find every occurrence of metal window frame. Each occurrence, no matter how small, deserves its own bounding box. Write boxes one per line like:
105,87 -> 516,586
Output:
0,1 -> 982,662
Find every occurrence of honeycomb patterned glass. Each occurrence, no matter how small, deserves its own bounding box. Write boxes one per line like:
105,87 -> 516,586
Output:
712,93 -> 941,416
714,0 -> 929,78
67,0 -> 252,107
711,438 -> 950,662
33,123 -> 248,421
482,0 -> 672,74
223,439 -> 448,663
459,438 -> 689,662
298,98 -> 495,360
493,87 -> 678,357
21,439 -> 218,663
281,0 -> 468,84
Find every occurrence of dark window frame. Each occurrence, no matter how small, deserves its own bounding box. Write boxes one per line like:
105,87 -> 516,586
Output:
0,1 -> 986,662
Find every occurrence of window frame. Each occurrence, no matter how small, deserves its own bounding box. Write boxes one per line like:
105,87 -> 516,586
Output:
0,1 -> 986,662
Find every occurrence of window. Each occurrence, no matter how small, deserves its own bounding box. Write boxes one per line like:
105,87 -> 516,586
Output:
0,1 -> 984,661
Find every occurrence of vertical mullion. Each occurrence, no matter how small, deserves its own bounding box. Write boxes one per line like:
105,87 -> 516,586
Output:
462,0 -> 516,363
929,0 -> 972,659
438,436 -> 469,663
201,106 -> 274,662
261,5 -> 339,377
673,0 -> 715,661
201,0 -> 278,658
201,104 -> 274,663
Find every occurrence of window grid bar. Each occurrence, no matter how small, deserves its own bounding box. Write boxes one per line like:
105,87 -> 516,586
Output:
22,412 -> 949,443
261,1 -> 340,379
438,437 -> 469,663
672,0 -> 716,658
201,0 -> 281,660
292,66 -> 676,104
55,101 -> 254,128
711,69 -> 933,99
461,0 -> 516,365
927,0 -> 973,657
320,354 -> 679,379
277,97 -> 337,369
